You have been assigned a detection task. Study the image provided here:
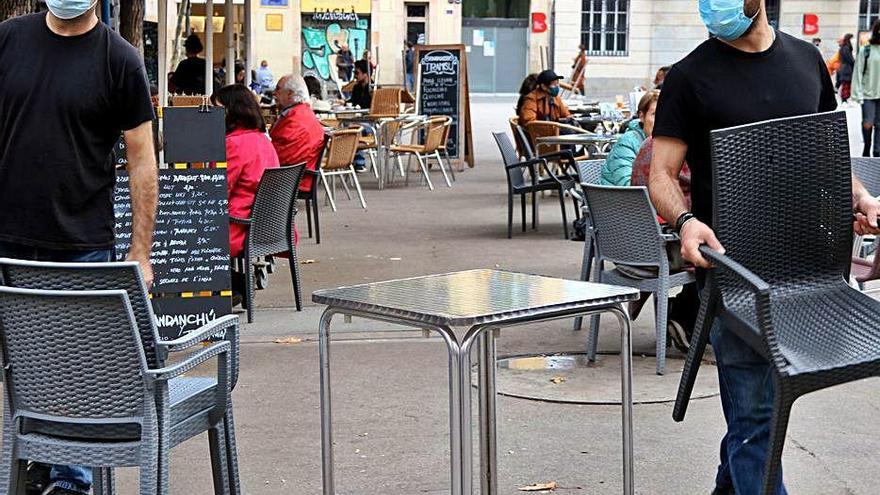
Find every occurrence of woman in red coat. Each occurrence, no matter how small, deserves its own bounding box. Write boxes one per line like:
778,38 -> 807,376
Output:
212,84 -> 280,258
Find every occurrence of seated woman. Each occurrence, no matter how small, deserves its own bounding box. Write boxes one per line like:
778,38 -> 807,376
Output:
211,84 -> 280,299
600,90 -> 658,186
517,69 -> 571,126
304,75 -> 333,113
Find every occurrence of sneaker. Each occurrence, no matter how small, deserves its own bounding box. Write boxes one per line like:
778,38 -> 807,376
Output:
354,165 -> 367,173
667,319 -> 690,353
41,482 -> 89,495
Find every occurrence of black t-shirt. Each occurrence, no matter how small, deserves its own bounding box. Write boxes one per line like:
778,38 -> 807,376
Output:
653,30 -> 837,225
172,56 -> 207,95
0,13 -> 154,250
349,82 -> 372,110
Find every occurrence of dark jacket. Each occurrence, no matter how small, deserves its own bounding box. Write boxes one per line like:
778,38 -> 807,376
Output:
348,81 -> 372,110
838,44 -> 855,83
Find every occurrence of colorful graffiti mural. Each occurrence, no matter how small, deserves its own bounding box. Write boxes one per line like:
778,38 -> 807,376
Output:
302,16 -> 369,82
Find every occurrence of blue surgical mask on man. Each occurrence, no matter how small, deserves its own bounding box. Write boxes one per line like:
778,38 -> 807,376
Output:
699,0 -> 759,42
548,86 -> 560,97
46,0 -> 98,20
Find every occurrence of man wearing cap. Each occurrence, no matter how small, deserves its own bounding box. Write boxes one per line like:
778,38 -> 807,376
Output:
0,1 -> 157,494
518,69 -> 572,126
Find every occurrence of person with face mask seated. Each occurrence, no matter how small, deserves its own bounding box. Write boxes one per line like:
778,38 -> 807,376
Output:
517,69 -> 572,126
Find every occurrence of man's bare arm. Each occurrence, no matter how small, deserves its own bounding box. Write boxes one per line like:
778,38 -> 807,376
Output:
649,136 -> 724,268
124,121 -> 158,285
648,136 -> 689,222
852,173 -> 880,235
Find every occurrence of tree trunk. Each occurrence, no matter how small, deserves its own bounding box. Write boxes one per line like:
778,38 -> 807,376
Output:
0,0 -> 36,22
119,0 -> 143,52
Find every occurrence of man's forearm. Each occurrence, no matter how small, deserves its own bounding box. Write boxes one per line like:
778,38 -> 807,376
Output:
649,170 -> 689,223
127,144 -> 158,259
853,172 -> 873,204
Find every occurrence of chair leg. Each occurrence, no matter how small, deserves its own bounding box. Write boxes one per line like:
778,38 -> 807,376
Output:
558,189 -> 569,239
396,155 -> 406,182
340,174 -> 353,200
531,191 -> 538,229
288,243 -> 303,311
320,171 -> 337,212
507,193 -> 514,239
369,150 -> 379,179
208,424 -> 230,495
520,193 -> 527,232
245,255 -> 254,324
654,284 -> 669,376
0,406 -> 24,495
223,406 -> 242,495
444,149 -> 456,181
673,282 -> 719,422
349,168 -> 368,209
416,153 -> 434,190
140,438 -> 160,495
571,193 -> 581,220
93,467 -> 115,495
762,382 -> 792,495
434,150 -> 452,187
312,194 -> 321,244
587,261 -> 603,361
304,197 -> 313,239
573,233 -> 594,330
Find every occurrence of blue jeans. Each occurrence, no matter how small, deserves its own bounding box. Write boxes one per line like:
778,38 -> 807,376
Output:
406,73 -> 414,92
710,317 -> 787,495
0,240 -> 113,492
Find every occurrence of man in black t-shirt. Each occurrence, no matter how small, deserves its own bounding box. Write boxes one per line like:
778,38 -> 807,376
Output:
0,4 -> 157,495
650,1 -> 880,494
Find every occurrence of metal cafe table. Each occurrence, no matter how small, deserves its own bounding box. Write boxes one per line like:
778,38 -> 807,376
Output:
312,269 -> 639,495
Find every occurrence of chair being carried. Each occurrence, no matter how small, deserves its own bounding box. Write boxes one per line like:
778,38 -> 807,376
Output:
674,111 -> 880,495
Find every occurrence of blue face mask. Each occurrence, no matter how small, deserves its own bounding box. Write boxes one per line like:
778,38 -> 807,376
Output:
46,0 -> 98,20
699,0 -> 759,42
548,86 -> 560,97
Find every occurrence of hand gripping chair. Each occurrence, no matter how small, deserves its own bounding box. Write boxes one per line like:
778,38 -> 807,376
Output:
674,111 -> 880,494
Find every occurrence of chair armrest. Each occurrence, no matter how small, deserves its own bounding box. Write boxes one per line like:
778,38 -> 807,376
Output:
537,150 -> 576,163
505,157 -> 546,172
147,341 -> 231,382
229,216 -> 251,225
160,314 -> 239,352
660,232 -> 680,243
699,246 -> 770,294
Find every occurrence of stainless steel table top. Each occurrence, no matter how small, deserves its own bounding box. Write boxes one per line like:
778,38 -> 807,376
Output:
312,269 -> 639,327
537,134 -> 620,145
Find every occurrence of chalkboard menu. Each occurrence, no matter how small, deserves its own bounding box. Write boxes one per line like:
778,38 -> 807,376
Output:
417,46 -> 463,159
162,106 -> 227,164
151,296 -> 232,340
114,169 -> 231,294
113,135 -> 128,168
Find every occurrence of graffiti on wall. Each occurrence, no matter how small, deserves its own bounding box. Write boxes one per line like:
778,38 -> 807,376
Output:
301,16 -> 370,82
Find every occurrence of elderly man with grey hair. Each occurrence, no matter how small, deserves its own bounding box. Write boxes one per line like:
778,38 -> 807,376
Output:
270,74 -> 326,193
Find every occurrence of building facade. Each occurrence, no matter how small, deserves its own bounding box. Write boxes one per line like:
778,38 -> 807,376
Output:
542,0 -> 866,97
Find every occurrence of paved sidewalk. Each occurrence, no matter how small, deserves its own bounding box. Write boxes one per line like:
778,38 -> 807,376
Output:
66,97 -> 880,493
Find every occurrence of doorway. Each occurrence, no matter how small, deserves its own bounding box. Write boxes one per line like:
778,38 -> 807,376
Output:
406,3 -> 428,44
462,18 -> 528,94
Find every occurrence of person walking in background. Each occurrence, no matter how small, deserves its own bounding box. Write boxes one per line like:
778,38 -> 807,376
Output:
653,66 -> 671,89
571,43 -> 587,93
600,91 -> 659,186
211,84 -> 280,301
836,34 -> 855,102
854,21 -> 880,157
255,59 -> 274,94
361,49 -> 376,78
650,0 -> 880,493
172,33 -> 207,95
270,75 -> 326,194
0,2 -> 158,494
336,43 -> 354,82
405,40 -> 415,92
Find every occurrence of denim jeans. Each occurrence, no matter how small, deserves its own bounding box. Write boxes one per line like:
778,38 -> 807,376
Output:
710,317 -> 787,495
0,240 -> 114,492
861,99 -> 880,156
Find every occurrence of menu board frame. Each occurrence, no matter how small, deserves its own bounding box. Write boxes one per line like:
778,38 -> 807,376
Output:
414,44 -> 474,168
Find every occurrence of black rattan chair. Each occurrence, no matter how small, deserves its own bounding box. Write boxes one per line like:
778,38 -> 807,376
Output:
299,134 -> 330,245
232,164 -> 306,323
492,132 -> 579,239
673,111 -> 880,494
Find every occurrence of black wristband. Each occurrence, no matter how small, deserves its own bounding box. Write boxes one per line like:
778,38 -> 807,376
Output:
674,212 -> 696,233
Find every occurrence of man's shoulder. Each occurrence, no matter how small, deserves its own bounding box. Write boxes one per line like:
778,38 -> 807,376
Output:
671,38 -> 722,74
105,27 -> 145,69
776,30 -> 822,59
0,12 -> 44,41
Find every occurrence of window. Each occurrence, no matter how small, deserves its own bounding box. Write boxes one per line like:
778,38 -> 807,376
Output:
765,0 -> 780,29
861,0 -> 880,30
581,0 -> 629,57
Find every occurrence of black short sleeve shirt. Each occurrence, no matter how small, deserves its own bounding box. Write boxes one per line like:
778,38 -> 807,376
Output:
0,13 -> 154,250
653,31 -> 837,225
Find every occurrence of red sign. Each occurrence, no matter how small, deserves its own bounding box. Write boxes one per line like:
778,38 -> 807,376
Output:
803,13 -> 819,36
531,12 -> 548,34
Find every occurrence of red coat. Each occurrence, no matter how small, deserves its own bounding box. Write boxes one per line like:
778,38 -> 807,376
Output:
226,128 -> 280,257
269,103 -> 326,193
